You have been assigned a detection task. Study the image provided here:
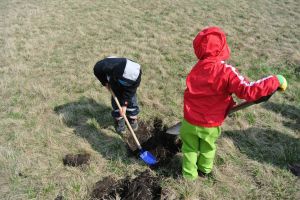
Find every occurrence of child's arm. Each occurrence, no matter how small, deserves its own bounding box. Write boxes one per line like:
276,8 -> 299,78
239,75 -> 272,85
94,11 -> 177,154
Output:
225,64 -> 285,101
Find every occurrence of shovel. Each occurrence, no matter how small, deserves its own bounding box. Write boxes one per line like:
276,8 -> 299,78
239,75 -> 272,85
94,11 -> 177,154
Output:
166,93 -> 275,135
109,89 -> 157,165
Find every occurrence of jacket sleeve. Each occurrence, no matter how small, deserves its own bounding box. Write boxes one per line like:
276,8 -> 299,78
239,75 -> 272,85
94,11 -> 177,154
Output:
225,64 -> 280,102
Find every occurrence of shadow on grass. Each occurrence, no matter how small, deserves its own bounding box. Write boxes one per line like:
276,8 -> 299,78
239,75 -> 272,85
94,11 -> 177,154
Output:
223,127 -> 300,169
54,96 -> 128,161
262,102 -> 300,131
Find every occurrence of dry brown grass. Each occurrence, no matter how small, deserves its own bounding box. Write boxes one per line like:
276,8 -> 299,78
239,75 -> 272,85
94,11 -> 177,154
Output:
1,0 -> 299,199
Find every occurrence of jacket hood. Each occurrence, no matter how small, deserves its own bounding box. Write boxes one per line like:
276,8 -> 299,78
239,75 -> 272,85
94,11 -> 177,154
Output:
193,26 -> 230,61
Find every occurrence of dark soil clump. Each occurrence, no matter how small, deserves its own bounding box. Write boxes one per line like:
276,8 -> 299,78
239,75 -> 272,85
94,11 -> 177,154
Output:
54,195 -> 64,200
288,164 -> 300,176
120,170 -> 161,199
91,176 -> 119,199
63,153 -> 91,166
91,170 -> 161,200
124,118 -> 181,167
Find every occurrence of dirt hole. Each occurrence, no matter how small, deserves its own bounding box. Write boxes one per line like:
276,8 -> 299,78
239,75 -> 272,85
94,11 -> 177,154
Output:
124,118 -> 181,168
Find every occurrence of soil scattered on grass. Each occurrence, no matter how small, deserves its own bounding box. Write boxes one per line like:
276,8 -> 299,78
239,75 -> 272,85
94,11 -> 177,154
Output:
91,170 -> 161,200
63,153 -> 91,166
91,119 -> 181,199
124,118 -> 181,167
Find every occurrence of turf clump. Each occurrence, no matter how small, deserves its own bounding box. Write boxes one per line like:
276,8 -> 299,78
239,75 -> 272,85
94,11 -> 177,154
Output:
63,153 -> 91,166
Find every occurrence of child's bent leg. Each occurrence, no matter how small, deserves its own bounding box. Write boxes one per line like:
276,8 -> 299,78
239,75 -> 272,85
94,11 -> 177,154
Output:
197,140 -> 216,173
126,94 -> 140,131
111,95 -> 140,119
111,96 -> 121,118
180,120 -> 199,180
197,127 -> 221,174
110,96 -> 126,134
125,94 -> 140,118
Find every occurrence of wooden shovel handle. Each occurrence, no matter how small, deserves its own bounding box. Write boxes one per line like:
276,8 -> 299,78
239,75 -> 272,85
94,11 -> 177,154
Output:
109,89 -> 142,150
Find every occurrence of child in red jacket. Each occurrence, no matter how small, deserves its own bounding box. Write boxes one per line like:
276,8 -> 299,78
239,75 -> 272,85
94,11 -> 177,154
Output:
180,26 -> 287,180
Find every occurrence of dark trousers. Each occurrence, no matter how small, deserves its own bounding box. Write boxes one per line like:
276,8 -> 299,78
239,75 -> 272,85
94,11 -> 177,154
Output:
111,94 -> 140,119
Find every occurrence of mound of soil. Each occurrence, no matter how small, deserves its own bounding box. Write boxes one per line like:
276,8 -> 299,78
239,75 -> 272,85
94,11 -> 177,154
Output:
63,153 -> 90,166
91,170 -> 161,200
124,118 -> 181,167
91,176 -> 119,199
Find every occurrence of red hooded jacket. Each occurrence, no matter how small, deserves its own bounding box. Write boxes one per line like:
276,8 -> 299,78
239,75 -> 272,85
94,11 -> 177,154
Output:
184,27 -> 280,127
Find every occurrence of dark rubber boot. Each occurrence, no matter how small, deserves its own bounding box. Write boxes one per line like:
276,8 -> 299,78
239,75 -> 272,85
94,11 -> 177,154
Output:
198,170 -> 213,179
115,118 -> 126,134
129,118 -> 138,131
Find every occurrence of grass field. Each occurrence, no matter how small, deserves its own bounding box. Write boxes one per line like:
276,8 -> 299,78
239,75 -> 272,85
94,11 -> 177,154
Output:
1,0 -> 299,199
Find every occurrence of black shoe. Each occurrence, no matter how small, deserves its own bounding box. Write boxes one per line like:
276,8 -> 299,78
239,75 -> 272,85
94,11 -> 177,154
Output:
198,170 -> 213,178
129,118 -> 138,131
115,118 -> 126,134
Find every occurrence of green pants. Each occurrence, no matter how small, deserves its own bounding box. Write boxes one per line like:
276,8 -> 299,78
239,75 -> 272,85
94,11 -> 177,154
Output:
180,119 -> 221,180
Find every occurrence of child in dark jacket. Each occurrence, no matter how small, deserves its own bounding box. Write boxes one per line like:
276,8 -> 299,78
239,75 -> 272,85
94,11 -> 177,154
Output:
181,27 -> 287,180
93,57 -> 142,134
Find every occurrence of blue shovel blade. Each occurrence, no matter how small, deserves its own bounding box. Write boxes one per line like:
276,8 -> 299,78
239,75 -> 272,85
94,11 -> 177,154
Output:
139,150 -> 157,165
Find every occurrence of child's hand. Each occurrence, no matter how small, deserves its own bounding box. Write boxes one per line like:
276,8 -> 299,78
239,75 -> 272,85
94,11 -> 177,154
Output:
105,83 -> 110,90
120,106 -> 127,117
276,75 -> 287,91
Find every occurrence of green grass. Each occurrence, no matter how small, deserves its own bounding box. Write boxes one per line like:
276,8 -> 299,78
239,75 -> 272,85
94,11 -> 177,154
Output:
1,0 -> 299,199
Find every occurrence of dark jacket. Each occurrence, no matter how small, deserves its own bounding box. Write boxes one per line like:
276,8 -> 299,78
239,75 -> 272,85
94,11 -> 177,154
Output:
94,57 -> 142,106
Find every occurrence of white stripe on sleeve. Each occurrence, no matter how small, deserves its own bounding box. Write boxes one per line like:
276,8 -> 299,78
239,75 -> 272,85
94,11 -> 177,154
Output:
225,64 -> 273,87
